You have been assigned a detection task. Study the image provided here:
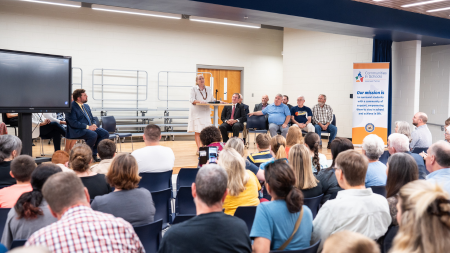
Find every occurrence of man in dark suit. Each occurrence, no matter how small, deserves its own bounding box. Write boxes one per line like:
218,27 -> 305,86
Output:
219,93 -> 246,142
238,94 -> 250,115
253,94 -> 269,112
66,89 -> 109,162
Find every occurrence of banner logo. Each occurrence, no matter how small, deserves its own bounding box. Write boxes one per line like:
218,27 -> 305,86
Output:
365,123 -> 375,133
355,71 -> 364,82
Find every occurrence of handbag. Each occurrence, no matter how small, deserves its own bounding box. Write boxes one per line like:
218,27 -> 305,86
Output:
277,207 -> 304,251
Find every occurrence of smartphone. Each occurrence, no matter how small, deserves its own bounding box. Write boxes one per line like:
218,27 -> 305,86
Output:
199,146 -> 218,165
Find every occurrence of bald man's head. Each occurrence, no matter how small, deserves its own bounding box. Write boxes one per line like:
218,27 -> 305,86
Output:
413,112 -> 428,127
428,141 -> 450,168
261,95 -> 269,105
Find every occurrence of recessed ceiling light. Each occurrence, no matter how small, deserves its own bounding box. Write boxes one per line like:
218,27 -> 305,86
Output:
91,4 -> 181,19
402,0 -> 447,8
20,0 -> 80,8
427,6 -> 450,12
190,16 -> 260,29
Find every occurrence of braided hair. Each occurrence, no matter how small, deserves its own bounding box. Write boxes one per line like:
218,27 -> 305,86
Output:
304,132 -> 321,172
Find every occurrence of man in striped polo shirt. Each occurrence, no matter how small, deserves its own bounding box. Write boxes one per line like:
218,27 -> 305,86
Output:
247,134 -> 273,167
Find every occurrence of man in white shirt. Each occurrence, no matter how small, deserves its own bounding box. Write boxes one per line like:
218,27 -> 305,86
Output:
312,150 -> 391,252
131,124 -> 175,173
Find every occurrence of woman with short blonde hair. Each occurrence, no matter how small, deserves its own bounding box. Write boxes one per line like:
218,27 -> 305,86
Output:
285,126 -> 304,155
289,144 -> 323,198
219,148 -> 261,215
225,137 -> 263,180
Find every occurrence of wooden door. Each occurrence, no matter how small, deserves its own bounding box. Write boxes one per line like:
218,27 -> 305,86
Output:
198,68 -> 241,125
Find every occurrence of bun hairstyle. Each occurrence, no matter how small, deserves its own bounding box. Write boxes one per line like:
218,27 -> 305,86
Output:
265,160 -> 303,213
304,132 -> 321,172
391,180 -> 450,253
270,135 -> 287,160
69,144 -> 92,172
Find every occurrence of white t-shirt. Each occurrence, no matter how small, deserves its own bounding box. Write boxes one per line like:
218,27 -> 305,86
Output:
131,146 -> 175,173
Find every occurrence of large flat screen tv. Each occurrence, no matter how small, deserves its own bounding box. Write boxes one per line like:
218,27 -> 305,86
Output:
0,49 -> 72,113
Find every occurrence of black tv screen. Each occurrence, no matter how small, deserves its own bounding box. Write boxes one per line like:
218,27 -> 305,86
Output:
0,49 -> 72,113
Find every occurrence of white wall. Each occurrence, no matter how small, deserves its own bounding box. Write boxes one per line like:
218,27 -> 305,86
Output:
282,28 -> 373,138
420,44 -> 450,143
0,0 -> 283,125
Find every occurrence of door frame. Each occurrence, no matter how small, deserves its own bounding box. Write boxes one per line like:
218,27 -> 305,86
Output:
196,64 -> 244,97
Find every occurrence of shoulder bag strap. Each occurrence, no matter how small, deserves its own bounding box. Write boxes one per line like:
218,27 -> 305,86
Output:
277,208 -> 304,251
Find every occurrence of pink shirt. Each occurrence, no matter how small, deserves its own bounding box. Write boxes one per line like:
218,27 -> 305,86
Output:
0,183 -> 32,208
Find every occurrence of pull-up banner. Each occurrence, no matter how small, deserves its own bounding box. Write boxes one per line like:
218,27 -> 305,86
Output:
352,63 -> 390,145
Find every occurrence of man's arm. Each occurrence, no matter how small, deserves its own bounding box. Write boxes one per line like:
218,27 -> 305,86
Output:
311,205 -> 334,252
410,131 -> 419,150
311,106 -> 319,125
306,116 -> 312,125
282,116 -> 290,128
221,106 -> 228,122
248,111 -> 263,117
236,105 -> 246,123
66,109 -> 88,130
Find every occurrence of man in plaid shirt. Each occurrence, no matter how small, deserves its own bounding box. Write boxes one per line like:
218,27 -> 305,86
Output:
26,172 -> 144,253
312,94 -> 337,149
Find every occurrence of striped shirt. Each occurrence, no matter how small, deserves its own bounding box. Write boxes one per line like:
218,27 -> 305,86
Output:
247,150 -> 273,167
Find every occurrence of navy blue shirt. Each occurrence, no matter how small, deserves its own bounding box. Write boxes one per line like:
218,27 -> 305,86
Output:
290,106 -> 313,124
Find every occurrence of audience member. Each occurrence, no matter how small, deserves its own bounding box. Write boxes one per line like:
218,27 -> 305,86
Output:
90,139 -> 116,174
0,123 -> 6,136
390,180 -> 450,253
69,144 -> 111,200
66,89 -> 109,162
239,93 -> 250,114
0,155 -> 35,208
388,133 -> 427,179
51,150 -> 73,173
289,144 -> 323,198
425,140 -> 450,193
1,164 -> 61,249
282,95 -> 293,110
259,135 -> 288,172
290,95 -> 315,133
158,164 -> 252,253
316,137 -> 353,204
322,231 -> 380,253
0,135 -> 21,189
362,134 -> 387,187
249,94 -> 291,138
285,125 -> 304,155
219,93 -> 246,142
25,172 -> 144,252
200,126 -> 225,153
218,148 -> 260,215
312,150 -> 391,251
4,113 -> 18,127
247,134 -> 273,168
304,132 -> 327,173
385,153 -> 418,226
92,153 -> 155,226
312,94 -> 337,148
225,137 -> 262,179
251,160 -> 313,252
31,113 -> 66,152
254,94 -> 270,112
445,117 -> 450,143
410,112 -> 432,151
394,121 -> 411,141
132,124 -> 174,173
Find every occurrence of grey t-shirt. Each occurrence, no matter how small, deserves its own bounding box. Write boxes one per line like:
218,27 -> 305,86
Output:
91,188 -> 155,227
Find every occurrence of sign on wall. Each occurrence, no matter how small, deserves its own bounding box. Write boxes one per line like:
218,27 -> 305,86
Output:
352,63 -> 390,145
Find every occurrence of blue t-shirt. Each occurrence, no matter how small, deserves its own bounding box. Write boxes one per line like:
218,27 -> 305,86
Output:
365,161 -> 387,187
290,106 -> 313,124
250,200 -> 313,251
262,104 -> 291,125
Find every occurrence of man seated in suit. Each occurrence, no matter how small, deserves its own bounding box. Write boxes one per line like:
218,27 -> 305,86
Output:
219,93 -> 246,142
254,94 -> 269,112
238,94 -> 250,114
66,89 -> 109,162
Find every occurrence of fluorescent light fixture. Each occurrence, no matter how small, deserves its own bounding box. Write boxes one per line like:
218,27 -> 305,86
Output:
190,16 -> 260,29
402,0 -> 447,8
20,0 -> 80,8
427,6 -> 450,12
91,5 -> 181,19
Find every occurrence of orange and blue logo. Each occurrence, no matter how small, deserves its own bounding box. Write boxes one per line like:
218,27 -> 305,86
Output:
355,72 -> 364,82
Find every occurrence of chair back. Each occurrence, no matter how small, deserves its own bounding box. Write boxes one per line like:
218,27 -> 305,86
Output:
269,239 -> 321,253
328,191 -> 338,200
370,186 -> 387,197
10,239 -> 27,250
101,116 -> 116,133
234,206 -> 257,232
331,114 -> 336,126
93,116 -> 101,127
151,188 -> 172,225
379,150 -> 390,165
0,208 -> 10,239
246,115 -> 267,130
176,187 -> 196,215
412,147 -> 428,154
139,171 -> 173,193
133,219 -> 163,253
176,168 -> 199,190
303,194 -> 323,219
172,214 -> 195,225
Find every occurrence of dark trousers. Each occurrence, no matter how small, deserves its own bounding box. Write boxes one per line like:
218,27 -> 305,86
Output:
40,122 -> 66,151
219,122 -> 244,142
78,127 -> 109,156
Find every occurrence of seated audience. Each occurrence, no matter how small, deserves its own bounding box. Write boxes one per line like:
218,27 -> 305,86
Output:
394,121 -> 411,141
92,153 -> 155,226
410,112 -> 432,151
289,144 -> 323,198
322,231 -> 380,253
90,139 -> 116,174
0,155 -> 35,208
259,135 -> 288,172
285,125 -> 304,155
1,164 -> 61,249
290,95 -> 315,133
238,94 -> 250,114
251,160 -> 313,252
25,172 -> 144,252
312,94 -> 337,148
225,137 -> 262,180
390,180 -> 450,253
425,140 -> 450,193
282,95 -> 293,109
247,134 -> 273,168
388,133 -> 427,179
304,132 -> 328,173
385,153 -> 418,226
0,135 -> 22,189
316,137 -> 353,204
312,150 -> 391,251
69,144 -> 111,200
51,151 -> 73,173
218,148 -> 260,215
159,164 -> 252,253
131,124 -> 174,173
254,94 -> 270,112
31,113 -> 66,152
200,125 -> 225,152
362,134 -> 387,187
